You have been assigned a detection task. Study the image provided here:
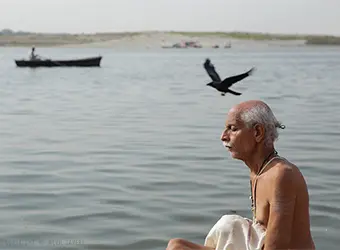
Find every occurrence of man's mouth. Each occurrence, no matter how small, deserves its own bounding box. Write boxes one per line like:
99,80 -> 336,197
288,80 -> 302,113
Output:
222,142 -> 232,149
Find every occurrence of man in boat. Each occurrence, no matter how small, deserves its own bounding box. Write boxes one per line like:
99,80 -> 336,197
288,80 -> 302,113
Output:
166,100 -> 315,250
29,47 -> 40,60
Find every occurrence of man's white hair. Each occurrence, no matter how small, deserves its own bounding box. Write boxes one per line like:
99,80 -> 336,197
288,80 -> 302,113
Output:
239,103 -> 285,146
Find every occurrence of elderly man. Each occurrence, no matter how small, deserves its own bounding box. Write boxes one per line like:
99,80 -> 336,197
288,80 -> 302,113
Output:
167,100 -> 315,250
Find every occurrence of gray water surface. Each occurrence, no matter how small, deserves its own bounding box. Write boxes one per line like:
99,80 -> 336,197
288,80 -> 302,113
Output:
0,46 -> 339,250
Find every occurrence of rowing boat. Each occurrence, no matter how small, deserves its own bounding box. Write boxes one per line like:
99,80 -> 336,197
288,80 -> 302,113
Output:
14,56 -> 102,68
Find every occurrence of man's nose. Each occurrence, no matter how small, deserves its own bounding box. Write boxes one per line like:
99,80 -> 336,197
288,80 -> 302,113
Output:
220,129 -> 230,141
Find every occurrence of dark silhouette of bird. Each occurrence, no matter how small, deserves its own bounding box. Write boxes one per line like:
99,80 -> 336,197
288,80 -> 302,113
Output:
203,58 -> 254,96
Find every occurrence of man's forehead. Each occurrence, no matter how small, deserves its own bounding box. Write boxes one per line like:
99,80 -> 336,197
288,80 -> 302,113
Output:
226,108 -> 242,124
227,107 -> 239,118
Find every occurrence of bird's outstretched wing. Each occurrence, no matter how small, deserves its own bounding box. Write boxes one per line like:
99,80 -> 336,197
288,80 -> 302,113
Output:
220,67 -> 255,90
226,89 -> 242,96
203,59 -> 221,82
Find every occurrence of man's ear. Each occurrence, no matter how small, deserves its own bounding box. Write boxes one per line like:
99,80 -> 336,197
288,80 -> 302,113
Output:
254,124 -> 265,142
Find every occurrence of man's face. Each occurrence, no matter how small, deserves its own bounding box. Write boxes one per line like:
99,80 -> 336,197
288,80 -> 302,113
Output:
220,108 -> 256,160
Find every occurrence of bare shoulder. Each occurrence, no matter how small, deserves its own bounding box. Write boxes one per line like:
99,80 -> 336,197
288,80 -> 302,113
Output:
269,158 -> 308,194
271,158 -> 305,181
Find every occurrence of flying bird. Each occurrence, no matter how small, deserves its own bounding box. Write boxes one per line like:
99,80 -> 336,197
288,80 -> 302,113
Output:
203,58 -> 254,96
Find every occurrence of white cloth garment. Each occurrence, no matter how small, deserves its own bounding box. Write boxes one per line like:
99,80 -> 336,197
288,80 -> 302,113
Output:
204,214 -> 266,250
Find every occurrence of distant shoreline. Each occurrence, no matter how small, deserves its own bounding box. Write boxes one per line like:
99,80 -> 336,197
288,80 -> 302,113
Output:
1,31 -> 340,48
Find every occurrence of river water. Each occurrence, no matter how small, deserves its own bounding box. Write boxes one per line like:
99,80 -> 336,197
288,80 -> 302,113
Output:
0,46 -> 339,250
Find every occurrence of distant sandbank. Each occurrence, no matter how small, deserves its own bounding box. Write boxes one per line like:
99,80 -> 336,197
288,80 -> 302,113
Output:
0,31 -> 339,48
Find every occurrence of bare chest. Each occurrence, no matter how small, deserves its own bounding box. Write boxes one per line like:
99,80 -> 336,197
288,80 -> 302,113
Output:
250,176 -> 270,226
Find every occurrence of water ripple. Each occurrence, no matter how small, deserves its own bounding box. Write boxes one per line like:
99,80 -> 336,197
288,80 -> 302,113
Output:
0,47 -> 340,250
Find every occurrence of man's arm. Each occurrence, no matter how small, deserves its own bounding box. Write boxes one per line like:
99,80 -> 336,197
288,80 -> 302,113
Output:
264,166 -> 296,250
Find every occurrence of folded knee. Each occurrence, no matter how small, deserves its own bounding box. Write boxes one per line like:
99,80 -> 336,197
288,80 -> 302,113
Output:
167,238 -> 188,250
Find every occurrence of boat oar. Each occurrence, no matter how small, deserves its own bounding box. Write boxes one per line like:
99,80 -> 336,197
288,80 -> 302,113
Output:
50,60 -> 65,67
38,55 -> 66,67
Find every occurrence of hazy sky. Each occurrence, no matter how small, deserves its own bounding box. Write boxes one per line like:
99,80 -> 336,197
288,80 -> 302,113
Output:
1,0 -> 340,35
